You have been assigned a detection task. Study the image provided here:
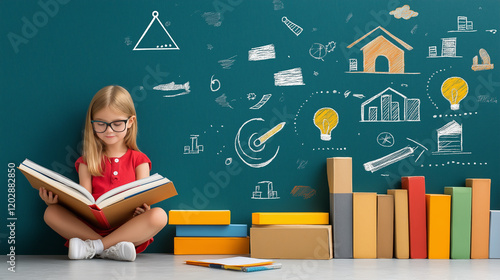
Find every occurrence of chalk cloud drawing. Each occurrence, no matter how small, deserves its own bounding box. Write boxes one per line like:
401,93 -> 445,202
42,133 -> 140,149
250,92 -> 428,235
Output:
210,75 -> 221,92
427,38 -> 462,58
472,48 -> 494,71
250,94 -> 272,110
361,87 -> 420,122
389,5 -> 418,20
448,16 -> 477,33
282,16 -> 303,36
184,135 -> 204,154
346,26 -> 419,74
441,77 -> 468,111
133,11 -> 179,51
248,44 -> 276,61
274,67 -> 305,86
154,82 -> 190,97
218,55 -> 237,69
309,41 -> 336,61
215,94 -> 233,109
432,120 -> 471,155
252,181 -> 280,199
313,107 -> 339,141
377,132 -> 395,147
291,186 -> 316,199
235,118 -> 284,168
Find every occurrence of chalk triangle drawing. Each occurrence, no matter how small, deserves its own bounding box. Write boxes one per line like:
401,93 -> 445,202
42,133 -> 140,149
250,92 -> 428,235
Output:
133,11 -> 179,51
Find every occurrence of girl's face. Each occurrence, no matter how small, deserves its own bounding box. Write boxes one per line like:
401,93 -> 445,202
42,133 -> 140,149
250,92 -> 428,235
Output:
92,106 -> 135,149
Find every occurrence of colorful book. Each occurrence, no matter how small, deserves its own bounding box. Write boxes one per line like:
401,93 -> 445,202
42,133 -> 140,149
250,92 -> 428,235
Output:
377,194 -> 394,259
185,256 -> 273,267
331,193 -> 353,258
252,212 -> 329,225
444,187 -> 471,259
466,178 -> 491,259
353,193 -> 377,259
401,176 -> 427,259
326,157 -> 352,193
489,211 -> 500,258
169,210 -> 230,225
387,189 -> 409,259
426,194 -> 451,259
174,237 -> 249,255
176,224 -> 247,237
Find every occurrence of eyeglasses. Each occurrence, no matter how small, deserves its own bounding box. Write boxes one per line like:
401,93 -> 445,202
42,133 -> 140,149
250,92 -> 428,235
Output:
91,118 -> 130,133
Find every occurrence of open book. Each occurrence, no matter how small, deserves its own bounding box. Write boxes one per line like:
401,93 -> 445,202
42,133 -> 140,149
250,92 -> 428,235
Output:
19,159 -> 177,229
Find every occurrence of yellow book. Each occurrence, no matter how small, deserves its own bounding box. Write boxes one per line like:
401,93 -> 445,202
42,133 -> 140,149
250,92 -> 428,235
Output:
426,194 -> 451,259
353,193 -> 377,258
174,237 -> 249,255
387,189 -> 409,259
168,210 -> 230,225
252,212 -> 329,225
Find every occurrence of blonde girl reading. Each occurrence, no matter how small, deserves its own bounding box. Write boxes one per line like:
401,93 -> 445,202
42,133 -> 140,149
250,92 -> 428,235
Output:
39,85 -> 168,261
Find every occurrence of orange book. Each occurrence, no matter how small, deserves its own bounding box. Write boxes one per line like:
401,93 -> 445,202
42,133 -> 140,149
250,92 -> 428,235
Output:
426,194 -> 451,259
174,237 -> 249,255
387,189 -> 409,259
377,194 -> 394,258
466,179 -> 491,259
353,193 -> 377,259
401,176 -> 427,259
169,210 -> 230,225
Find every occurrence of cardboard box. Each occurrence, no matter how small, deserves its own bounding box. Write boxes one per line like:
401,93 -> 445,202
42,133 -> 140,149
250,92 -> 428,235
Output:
168,210 -> 230,225
377,194 -> 394,259
327,157 -> 352,193
444,187 -> 471,259
353,193 -> 377,259
401,176 -> 427,259
466,178 -> 491,259
174,237 -> 249,255
250,225 -> 332,259
330,193 -> 353,258
252,212 -> 329,225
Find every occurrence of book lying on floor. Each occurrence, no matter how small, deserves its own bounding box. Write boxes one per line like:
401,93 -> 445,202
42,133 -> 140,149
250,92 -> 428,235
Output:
19,159 -> 177,229
186,257 -> 281,272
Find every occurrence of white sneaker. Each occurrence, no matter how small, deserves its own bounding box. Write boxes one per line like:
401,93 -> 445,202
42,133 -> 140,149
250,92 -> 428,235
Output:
68,238 -> 96,260
99,242 -> 136,262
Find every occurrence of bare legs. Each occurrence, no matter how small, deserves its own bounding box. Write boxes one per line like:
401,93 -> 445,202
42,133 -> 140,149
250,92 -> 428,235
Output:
44,204 -> 168,249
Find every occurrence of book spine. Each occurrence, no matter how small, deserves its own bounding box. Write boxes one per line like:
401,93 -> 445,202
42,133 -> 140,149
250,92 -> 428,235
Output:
327,157 -> 352,193
377,194 -> 394,258
168,210 -> 231,225
489,211 -> 500,258
401,176 -> 427,259
387,189 -> 409,259
466,179 -> 491,259
89,204 -> 111,229
426,194 -> 451,259
353,193 -> 377,259
331,193 -> 353,258
174,237 -> 249,255
444,187 -> 472,259
175,224 -> 247,237
251,212 -> 329,225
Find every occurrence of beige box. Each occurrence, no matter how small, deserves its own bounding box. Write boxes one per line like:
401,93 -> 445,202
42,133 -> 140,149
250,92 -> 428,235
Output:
250,225 -> 332,259
327,157 -> 352,193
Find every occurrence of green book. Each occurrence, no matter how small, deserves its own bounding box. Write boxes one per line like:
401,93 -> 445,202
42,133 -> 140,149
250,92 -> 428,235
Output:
444,187 -> 472,259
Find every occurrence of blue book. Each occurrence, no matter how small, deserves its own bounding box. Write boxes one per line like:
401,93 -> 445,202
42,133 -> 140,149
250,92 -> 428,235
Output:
176,224 -> 248,237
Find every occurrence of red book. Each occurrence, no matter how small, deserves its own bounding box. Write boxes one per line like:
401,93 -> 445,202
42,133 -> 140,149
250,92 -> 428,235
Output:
402,176 -> 427,259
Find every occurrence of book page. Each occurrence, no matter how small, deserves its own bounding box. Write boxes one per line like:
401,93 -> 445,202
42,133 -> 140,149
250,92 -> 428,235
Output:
95,173 -> 166,204
186,257 -> 273,267
96,177 -> 170,208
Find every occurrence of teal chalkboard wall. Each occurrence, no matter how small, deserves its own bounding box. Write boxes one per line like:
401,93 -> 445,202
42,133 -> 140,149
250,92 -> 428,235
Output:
2,0 -> 500,254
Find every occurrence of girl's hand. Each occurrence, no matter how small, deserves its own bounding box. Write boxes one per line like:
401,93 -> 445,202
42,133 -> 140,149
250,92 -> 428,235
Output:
39,187 -> 58,205
133,203 -> 150,217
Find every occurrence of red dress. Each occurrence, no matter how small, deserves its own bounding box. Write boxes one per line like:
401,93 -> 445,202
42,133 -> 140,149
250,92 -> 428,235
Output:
67,149 -> 153,253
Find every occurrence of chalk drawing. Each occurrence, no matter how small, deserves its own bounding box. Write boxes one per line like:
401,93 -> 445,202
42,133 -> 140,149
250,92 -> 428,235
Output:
273,0 -> 284,11
202,12 -> 222,27
215,94 -> 233,109
248,44 -> 276,61
124,37 -> 132,46
441,77 -> 468,110
313,108 -> 339,141
210,75 -> 221,92
250,94 -> 272,110
252,181 -> 279,199
309,41 -> 336,61
153,82 -> 190,97
291,186 -> 316,199
427,38 -> 462,58
425,67 -> 453,110
448,16 -> 477,33
472,48 -> 494,71
389,5 -> 418,20
274,67 -> 305,86
411,25 -> 418,34
364,147 -> 415,172
296,159 -> 308,170
133,11 -> 179,51
377,132 -> 395,147
184,135 -> 204,154
486,29 -> 497,34
218,55 -> 237,69
247,93 -> 257,100
353,93 -> 365,99
432,120 -> 471,155
282,16 -> 303,36
346,12 -> 353,23
360,87 -> 420,122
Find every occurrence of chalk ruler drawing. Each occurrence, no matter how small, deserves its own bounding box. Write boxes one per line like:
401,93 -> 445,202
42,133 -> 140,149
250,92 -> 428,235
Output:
252,181 -> 280,199
361,87 -> 420,122
134,11 -> 179,51
153,82 -> 190,97
250,94 -> 272,109
274,67 -> 305,86
448,16 -> 477,33
184,135 -> 204,154
313,108 -> 339,141
377,132 -> 395,147
248,44 -> 276,61
282,16 -> 303,36
432,120 -> 471,155
441,77 -> 468,110
309,41 -> 336,61
347,26 -> 419,74
472,48 -> 494,71
427,38 -> 462,58
389,5 -> 418,20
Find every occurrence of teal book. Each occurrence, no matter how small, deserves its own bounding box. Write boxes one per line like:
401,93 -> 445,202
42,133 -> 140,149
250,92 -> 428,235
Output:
444,187 -> 472,259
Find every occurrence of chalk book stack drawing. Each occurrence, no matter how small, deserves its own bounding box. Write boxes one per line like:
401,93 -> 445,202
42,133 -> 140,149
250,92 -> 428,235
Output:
19,159 -> 177,229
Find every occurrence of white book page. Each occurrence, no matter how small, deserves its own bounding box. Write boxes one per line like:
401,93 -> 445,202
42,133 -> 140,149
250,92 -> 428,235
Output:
190,257 -> 273,266
95,173 -> 165,204
96,177 -> 170,208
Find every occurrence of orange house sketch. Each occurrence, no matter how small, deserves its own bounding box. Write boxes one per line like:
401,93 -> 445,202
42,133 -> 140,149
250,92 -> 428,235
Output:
347,26 -> 417,74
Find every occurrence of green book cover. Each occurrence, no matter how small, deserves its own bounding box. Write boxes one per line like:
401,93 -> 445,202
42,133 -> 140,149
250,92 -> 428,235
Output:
444,187 -> 472,259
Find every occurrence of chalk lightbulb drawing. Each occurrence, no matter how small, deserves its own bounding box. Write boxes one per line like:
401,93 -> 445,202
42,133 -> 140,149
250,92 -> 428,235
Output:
313,108 -> 339,141
441,77 -> 468,110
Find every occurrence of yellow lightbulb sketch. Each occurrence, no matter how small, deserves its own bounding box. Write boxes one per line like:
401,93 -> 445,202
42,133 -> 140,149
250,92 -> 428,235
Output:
313,107 -> 339,141
441,77 -> 468,110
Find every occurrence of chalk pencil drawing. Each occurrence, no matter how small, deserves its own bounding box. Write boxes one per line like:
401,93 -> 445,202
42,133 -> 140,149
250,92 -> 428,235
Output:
210,75 -> 221,92
184,135 -> 204,154
252,181 -> 280,200
432,120 -> 471,155
248,44 -> 276,61
427,38 -> 462,58
218,55 -> 237,69
250,94 -> 272,110
448,16 -> 477,33
291,186 -> 316,199
313,108 -> 339,141
360,87 -> 420,122
153,82 -> 190,97
254,122 -> 286,147
133,11 -> 179,51
441,77 -> 468,111
364,147 -> 415,173
215,94 -> 233,109
274,67 -> 305,86
377,132 -> 395,147
472,48 -> 494,71
282,16 -> 303,36
389,5 -> 418,20
309,41 -> 336,61
346,26 -> 419,74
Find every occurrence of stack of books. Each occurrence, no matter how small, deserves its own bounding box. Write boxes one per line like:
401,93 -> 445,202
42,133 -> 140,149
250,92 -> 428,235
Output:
169,210 -> 249,255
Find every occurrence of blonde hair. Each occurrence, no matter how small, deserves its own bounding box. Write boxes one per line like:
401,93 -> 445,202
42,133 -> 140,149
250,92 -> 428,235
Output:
83,85 -> 140,176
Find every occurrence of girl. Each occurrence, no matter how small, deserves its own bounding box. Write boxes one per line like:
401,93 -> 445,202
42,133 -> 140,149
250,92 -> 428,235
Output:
39,85 -> 168,261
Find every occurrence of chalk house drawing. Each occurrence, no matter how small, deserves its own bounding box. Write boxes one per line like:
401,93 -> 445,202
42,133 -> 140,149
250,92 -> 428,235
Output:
252,181 -> 280,199
184,135 -> 204,154
448,16 -> 477,33
133,11 -> 179,51
360,87 -> 420,122
472,48 -> 494,71
432,120 -> 471,155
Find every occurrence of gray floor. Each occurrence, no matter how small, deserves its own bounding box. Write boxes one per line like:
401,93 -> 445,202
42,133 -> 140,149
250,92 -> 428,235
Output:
4,254 -> 500,280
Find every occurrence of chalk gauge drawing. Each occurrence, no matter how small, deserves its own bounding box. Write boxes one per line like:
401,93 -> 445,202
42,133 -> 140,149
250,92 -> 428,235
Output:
309,41 -> 336,61
377,132 -> 395,147
313,108 -> 339,141
427,38 -> 462,58
360,87 -> 420,122
252,181 -> 280,200
389,5 -> 418,20
133,11 -> 179,51
441,77 -> 468,111
235,118 -> 285,168
347,26 -> 419,74
448,16 -> 477,33
282,16 -> 303,36
432,120 -> 471,155
184,135 -> 204,154
210,75 -> 221,92
153,82 -> 190,97
274,68 -> 305,86
248,44 -> 276,61
472,49 -> 494,71
364,138 -> 428,172
250,94 -> 272,110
